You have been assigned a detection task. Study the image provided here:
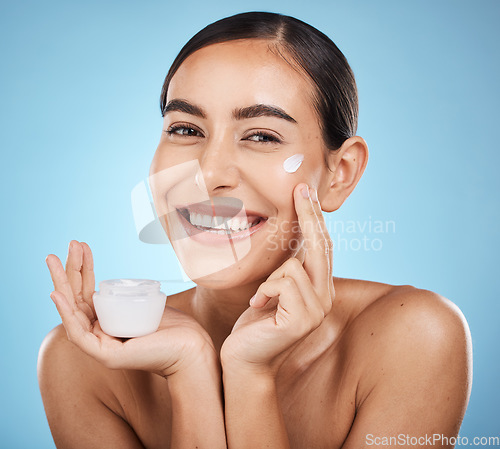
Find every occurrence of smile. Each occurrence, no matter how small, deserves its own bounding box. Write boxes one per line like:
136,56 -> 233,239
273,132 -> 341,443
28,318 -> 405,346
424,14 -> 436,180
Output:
174,199 -> 269,243
178,209 -> 264,234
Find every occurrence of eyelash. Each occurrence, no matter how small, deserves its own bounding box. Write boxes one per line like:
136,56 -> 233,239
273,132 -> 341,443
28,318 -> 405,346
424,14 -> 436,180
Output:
164,124 -> 282,144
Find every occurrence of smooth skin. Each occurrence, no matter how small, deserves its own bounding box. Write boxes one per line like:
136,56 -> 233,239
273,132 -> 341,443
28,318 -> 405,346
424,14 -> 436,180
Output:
38,40 -> 472,449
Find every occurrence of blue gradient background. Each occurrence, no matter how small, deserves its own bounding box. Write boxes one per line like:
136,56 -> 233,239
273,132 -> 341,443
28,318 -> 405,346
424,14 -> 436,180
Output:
1,0 -> 498,446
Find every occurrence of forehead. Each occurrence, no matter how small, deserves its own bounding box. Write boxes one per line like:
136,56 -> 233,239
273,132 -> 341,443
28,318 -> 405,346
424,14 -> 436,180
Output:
167,39 -> 316,119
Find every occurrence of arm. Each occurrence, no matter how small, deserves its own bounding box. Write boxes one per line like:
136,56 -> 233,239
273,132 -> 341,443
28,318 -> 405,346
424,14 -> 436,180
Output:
44,241 -> 227,448
220,183 -> 334,448
39,326 -> 227,449
167,346 -> 227,449
342,288 -> 472,449
222,368 -> 290,449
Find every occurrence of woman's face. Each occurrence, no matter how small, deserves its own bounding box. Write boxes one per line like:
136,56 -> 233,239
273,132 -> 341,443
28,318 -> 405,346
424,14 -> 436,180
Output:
150,39 -> 332,287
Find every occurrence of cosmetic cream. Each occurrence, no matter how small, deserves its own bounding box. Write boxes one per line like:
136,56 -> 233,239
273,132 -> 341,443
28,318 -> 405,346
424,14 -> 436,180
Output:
93,279 -> 167,338
283,153 -> 304,173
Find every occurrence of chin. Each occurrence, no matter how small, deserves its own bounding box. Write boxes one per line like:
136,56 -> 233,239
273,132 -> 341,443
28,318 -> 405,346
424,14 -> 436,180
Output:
185,245 -> 298,291
185,257 -> 264,290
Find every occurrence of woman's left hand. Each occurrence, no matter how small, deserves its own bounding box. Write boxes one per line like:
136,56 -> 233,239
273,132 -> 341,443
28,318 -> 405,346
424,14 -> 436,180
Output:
221,183 -> 335,376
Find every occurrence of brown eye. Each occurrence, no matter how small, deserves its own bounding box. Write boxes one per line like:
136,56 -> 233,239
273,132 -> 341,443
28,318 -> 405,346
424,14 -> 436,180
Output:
245,132 -> 282,144
165,125 -> 203,137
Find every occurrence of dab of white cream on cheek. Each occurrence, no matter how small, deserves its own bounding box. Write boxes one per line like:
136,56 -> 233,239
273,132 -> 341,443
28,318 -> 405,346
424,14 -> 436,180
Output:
282,153 -> 305,173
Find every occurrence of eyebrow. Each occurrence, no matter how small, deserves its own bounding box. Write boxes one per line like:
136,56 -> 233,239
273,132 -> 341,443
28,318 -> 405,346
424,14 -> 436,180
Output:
163,99 -> 297,124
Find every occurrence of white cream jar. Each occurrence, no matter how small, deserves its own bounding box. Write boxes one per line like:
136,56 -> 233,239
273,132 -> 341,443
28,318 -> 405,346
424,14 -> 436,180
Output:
93,279 -> 167,338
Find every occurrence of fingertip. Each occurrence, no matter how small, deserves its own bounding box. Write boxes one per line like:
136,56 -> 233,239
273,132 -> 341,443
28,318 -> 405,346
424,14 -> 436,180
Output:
294,183 -> 309,199
81,241 -> 93,257
46,255 -> 59,272
81,242 -> 95,269
51,291 -> 71,313
50,291 -> 62,305
50,292 -> 62,313
310,187 -> 319,203
68,240 -> 83,254
249,293 -> 264,308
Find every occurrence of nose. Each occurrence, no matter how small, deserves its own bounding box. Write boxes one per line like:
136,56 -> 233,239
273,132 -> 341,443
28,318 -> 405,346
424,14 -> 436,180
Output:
198,136 -> 240,195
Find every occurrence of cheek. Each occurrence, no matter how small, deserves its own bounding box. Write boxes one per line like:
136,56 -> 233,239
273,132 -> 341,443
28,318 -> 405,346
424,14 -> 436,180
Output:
149,144 -> 173,178
150,143 -> 196,174
149,149 -> 161,176
253,158 -> 298,209
248,159 -> 302,250
255,153 -> 322,207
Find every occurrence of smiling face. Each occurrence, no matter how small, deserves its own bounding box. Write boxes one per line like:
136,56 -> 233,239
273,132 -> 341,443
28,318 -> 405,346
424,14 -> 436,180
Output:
150,39 -> 333,287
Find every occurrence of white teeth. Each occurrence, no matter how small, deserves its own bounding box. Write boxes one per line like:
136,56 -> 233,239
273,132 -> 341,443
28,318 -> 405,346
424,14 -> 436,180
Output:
240,219 -> 250,231
187,210 -> 255,233
189,211 -> 201,227
227,217 -> 240,231
226,217 -> 249,232
202,214 -> 211,227
214,216 -> 225,229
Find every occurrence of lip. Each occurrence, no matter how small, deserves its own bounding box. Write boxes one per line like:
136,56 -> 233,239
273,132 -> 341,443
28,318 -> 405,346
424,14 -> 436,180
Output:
175,207 -> 268,245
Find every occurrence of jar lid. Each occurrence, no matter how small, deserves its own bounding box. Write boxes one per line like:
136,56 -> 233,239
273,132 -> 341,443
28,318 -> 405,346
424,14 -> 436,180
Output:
98,279 -> 161,296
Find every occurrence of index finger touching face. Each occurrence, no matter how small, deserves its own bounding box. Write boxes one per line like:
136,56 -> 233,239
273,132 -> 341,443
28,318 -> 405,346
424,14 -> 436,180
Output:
293,183 -> 333,290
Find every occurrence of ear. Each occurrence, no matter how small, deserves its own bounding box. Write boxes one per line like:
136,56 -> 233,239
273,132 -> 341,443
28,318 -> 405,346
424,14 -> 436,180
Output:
319,136 -> 369,212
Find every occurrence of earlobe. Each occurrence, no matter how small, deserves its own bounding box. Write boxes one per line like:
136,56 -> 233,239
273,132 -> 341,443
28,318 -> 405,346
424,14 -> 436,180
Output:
320,136 -> 369,212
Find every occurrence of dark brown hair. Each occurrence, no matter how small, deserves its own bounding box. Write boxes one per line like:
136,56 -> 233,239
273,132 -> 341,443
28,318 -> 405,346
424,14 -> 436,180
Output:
160,11 -> 358,167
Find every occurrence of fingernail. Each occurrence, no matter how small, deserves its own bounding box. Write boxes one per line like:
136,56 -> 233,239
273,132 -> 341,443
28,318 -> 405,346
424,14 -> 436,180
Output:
249,294 -> 256,306
310,187 -> 319,202
301,184 -> 310,199
50,292 -> 56,303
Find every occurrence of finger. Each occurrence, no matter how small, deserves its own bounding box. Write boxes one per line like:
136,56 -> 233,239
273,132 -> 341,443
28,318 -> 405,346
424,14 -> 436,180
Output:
81,241 -> 96,317
65,240 -> 84,303
251,276 -> 304,313
46,254 -> 77,310
50,291 -> 123,368
293,183 -> 333,290
50,290 -> 98,351
251,277 -> 324,335
265,257 -> 331,316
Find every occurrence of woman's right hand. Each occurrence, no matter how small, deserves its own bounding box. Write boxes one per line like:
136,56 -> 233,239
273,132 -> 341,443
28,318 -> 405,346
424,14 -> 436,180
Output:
45,240 -> 217,379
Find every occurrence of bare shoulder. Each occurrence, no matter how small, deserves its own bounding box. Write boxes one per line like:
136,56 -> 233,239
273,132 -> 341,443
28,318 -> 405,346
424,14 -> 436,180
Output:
38,323 -> 95,383
38,323 -> 112,390
37,323 -> 124,417
350,282 -> 472,353
335,277 -> 471,349
38,324 -> 145,448
337,281 -> 473,442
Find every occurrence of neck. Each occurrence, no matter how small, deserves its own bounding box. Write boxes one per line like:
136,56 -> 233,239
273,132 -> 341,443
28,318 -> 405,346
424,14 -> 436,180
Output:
190,277 -> 264,354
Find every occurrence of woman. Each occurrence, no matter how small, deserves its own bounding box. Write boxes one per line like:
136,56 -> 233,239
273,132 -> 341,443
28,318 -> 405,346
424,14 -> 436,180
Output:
38,11 -> 472,449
